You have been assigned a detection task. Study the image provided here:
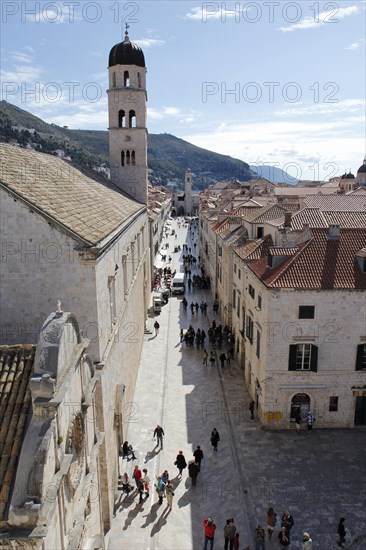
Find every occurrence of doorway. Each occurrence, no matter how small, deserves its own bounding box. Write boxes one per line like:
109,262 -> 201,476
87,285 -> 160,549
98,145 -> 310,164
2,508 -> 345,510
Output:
354,396 -> 366,425
290,393 -> 310,422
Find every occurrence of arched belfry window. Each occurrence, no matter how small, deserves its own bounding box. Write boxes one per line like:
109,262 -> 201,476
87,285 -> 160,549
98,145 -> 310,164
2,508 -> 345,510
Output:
126,150 -> 131,165
124,71 -> 130,87
138,72 -> 141,88
121,150 -> 125,166
131,150 -> 136,165
118,110 -> 125,128
129,110 -> 136,128
112,72 -> 116,88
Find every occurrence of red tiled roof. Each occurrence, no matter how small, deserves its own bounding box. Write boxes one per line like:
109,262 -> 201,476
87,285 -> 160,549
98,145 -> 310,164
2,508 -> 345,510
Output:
0,345 -> 35,521
304,195 -> 366,211
248,228 -> 366,289
291,209 -> 366,229
235,235 -> 273,260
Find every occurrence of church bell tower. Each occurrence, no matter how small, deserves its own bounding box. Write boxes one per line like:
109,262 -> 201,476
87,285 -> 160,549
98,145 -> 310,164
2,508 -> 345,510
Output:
107,26 -> 148,205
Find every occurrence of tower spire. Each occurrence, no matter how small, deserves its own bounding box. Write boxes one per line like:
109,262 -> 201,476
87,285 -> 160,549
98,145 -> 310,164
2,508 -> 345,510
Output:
124,23 -> 130,42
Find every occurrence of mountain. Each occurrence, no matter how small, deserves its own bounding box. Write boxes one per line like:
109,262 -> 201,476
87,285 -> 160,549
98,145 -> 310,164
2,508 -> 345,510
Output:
0,101 -> 252,189
250,164 -> 298,185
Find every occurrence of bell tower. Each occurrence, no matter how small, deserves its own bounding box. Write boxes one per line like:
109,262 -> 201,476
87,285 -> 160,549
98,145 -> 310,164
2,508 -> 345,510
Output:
107,26 -> 148,205
184,168 -> 192,215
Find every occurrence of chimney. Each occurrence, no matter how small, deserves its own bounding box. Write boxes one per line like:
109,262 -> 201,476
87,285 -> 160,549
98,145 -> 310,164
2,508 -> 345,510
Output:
284,212 -> 292,228
327,224 -> 340,240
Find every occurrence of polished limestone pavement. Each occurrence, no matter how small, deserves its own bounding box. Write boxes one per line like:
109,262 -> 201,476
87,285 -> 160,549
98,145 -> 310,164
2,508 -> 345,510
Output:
107,218 -> 366,550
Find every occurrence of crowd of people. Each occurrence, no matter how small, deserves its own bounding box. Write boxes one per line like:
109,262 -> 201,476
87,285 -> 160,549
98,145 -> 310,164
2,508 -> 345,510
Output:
203,510 -> 317,550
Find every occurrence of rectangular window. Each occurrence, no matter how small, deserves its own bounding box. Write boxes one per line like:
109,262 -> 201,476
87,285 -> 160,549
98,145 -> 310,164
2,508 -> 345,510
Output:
256,329 -> 260,358
288,344 -> 318,372
248,284 -> 255,299
257,227 -> 264,238
234,263 -> 237,274
257,295 -> 262,310
246,315 -> 253,344
356,344 -> 366,370
329,396 -> 338,412
299,306 -> 315,319
233,289 -> 236,309
237,294 -> 241,318
238,269 -> 241,280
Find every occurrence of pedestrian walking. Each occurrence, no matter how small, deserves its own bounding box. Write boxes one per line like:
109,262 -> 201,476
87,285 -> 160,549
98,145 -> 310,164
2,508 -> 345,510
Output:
132,465 -> 142,489
153,424 -> 165,449
254,525 -> 266,550
224,518 -> 236,550
295,411 -> 302,434
306,411 -> 316,433
154,320 -> 160,336
281,511 -> 294,535
302,532 -> 313,550
209,351 -> 216,366
219,352 -> 226,369
203,517 -> 216,550
249,400 -> 255,419
188,460 -> 199,486
266,507 -> 277,540
210,428 -> 220,452
155,476 -> 165,504
337,517 -> 346,547
175,450 -> 187,476
233,532 -> 240,550
203,349 -> 208,365
193,445 -> 204,469
137,477 -> 145,503
120,472 -> 132,494
141,468 -> 150,498
165,479 -> 174,509
161,469 -> 169,484
278,527 -> 290,548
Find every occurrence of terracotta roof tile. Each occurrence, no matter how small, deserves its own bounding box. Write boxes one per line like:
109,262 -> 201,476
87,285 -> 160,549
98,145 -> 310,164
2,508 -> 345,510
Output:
0,345 -> 35,521
304,195 -> 366,211
0,143 -> 144,246
249,228 -> 366,289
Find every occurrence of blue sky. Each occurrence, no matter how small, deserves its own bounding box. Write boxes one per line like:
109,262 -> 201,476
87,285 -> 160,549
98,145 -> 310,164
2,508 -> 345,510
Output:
1,0 -> 365,180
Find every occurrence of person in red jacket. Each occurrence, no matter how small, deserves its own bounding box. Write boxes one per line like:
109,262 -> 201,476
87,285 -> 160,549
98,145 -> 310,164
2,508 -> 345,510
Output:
203,517 -> 216,550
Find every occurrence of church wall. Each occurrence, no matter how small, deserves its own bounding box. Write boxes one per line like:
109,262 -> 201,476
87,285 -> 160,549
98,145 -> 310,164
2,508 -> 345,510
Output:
93,211 -> 150,523
0,190 -> 98,354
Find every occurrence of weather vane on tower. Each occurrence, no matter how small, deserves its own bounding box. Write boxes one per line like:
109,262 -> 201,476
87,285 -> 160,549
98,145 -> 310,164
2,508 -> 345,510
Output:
124,23 -> 130,41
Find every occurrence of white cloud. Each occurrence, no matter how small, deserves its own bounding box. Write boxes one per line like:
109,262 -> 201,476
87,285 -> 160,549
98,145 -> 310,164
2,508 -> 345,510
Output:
184,5 -> 249,21
182,116 -> 364,180
275,99 -> 366,117
10,51 -> 34,63
278,5 -> 360,32
1,64 -> 44,83
24,6 -> 81,23
134,38 -> 166,48
345,38 -> 366,50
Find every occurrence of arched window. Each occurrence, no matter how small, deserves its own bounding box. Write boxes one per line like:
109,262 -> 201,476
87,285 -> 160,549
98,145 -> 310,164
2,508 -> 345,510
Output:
124,71 -> 130,86
112,72 -> 116,88
121,151 -> 125,166
129,110 -> 136,128
126,150 -> 131,166
118,110 -> 125,128
131,150 -> 136,165
137,72 -> 141,88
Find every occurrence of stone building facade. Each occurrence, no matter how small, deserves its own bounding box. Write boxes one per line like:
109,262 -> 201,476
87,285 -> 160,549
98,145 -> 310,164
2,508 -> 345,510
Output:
232,225 -> 366,428
0,312 -> 104,548
0,142 -> 150,535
